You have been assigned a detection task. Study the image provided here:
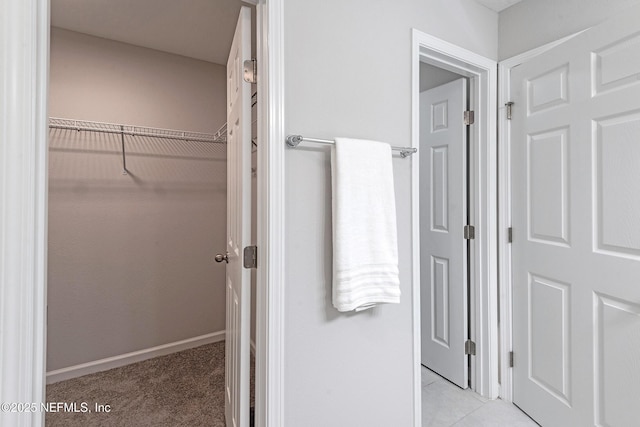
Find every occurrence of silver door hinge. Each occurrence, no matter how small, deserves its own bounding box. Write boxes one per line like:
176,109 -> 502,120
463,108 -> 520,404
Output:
464,225 -> 475,240
509,351 -> 514,368
465,340 -> 476,356
464,110 -> 475,126
243,245 -> 257,269
508,227 -> 513,243
243,59 -> 257,84
505,102 -> 514,120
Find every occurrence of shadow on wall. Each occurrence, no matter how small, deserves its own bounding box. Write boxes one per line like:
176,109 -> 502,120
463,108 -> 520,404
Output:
49,128 -> 227,195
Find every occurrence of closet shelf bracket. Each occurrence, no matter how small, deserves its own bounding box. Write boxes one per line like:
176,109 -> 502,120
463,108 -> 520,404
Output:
120,125 -> 128,175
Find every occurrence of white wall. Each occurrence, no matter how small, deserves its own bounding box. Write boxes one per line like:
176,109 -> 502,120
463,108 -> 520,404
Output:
499,0 -> 640,59
282,1 -> 497,425
47,28 -> 227,371
420,62 -> 463,92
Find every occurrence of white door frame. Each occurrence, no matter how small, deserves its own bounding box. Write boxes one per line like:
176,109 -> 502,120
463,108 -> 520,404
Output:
497,31 -> 587,404
411,30 -> 498,421
255,0 -> 286,425
0,1 -> 285,426
0,1 -> 49,426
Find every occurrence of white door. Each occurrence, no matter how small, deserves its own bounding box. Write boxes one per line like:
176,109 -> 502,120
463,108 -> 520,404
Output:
511,6 -> 640,426
224,6 -> 252,427
420,78 -> 468,389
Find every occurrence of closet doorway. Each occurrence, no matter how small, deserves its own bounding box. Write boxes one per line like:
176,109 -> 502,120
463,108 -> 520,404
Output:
45,1 -> 258,425
411,31 -> 499,415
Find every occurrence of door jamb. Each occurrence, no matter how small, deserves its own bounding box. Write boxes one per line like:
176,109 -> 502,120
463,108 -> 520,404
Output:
411,30 -> 498,425
497,31 -> 586,403
0,1 -> 286,426
0,1 -> 49,425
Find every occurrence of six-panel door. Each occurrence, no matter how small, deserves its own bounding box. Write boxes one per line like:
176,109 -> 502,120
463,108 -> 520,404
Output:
511,6 -> 640,426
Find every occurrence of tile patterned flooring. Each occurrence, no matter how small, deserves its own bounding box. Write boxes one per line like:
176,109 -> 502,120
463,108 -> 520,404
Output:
421,366 -> 539,426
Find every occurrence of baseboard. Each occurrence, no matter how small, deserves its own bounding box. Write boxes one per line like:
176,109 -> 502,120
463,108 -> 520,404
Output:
46,330 -> 225,384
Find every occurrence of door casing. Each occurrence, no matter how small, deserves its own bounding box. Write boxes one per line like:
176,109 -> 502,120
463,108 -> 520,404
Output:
411,29 -> 498,426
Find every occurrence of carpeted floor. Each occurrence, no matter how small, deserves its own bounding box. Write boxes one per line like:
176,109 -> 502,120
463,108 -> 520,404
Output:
46,342 -> 254,427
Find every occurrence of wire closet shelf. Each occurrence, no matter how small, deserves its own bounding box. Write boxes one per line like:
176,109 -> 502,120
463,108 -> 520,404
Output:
49,117 -> 228,175
49,117 -> 227,144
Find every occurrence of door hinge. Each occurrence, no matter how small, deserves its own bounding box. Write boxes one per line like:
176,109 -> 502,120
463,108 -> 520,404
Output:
465,340 -> 476,356
509,351 -> 514,368
508,227 -> 513,243
464,110 -> 475,125
464,225 -> 475,240
243,59 -> 257,84
505,102 -> 514,120
243,245 -> 257,269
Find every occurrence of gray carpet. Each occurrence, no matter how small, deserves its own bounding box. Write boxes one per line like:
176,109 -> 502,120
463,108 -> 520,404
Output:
46,342 -> 254,427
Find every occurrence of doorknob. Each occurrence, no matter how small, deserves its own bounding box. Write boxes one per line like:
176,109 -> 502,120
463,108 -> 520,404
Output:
215,252 -> 229,263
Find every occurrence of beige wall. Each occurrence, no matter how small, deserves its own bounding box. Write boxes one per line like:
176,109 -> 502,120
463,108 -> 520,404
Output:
49,28 -> 226,133
47,28 -> 227,371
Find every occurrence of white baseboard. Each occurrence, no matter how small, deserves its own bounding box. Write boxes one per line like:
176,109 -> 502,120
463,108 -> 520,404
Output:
46,330 -> 225,384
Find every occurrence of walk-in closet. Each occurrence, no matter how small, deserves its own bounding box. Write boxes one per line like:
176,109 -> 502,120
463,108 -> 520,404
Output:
45,1 -> 256,425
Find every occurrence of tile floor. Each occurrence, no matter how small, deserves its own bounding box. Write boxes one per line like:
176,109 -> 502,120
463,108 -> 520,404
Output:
421,366 -> 539,426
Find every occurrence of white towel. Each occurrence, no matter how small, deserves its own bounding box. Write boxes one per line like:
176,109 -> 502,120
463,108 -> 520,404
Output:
331,137 -> 401,312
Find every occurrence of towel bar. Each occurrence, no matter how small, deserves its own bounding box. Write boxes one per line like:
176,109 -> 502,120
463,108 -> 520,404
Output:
285,134 -> 417,158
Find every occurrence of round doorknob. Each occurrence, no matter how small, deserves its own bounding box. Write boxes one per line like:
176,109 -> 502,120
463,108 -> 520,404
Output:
214,252 -> 229,263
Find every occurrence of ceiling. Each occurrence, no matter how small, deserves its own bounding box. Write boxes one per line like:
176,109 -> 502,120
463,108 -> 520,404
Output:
51,0 -> 251,65
52,0 -> 522,65
473,0 -> 524,12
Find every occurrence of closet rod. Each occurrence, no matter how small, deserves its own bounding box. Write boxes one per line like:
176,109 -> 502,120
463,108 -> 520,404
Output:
49,118 -> 224,144
285,135 -> 417,158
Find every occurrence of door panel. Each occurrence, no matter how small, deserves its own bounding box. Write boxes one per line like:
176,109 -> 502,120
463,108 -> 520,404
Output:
420,78 -> 468,389
510,6 -> 640,426
225,6 -> 252,427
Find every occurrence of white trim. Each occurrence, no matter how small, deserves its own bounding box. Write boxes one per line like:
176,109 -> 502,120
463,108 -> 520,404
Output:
255,0 -> 285,426
497,31 -> 584,403
411,31 -> 499,421
410,34 -> 422,427
0,1 -> 49,426
46,331 -> 225,384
